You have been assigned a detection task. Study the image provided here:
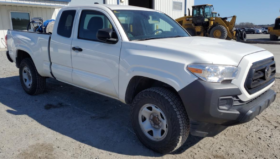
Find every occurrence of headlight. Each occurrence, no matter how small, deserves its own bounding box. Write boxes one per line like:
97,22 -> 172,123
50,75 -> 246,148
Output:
187,64 -> 238,83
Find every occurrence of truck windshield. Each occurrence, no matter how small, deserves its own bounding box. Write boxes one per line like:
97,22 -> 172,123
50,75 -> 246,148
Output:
113,10 -> 189,41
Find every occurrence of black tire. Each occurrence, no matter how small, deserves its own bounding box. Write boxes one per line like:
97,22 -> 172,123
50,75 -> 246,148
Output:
270,34 -> 279,41
19,58 -> 46,95
210,25 -> 227,39
131,87 -> 190,154
242,31 -> 247,41
186,28 -> 196,36
237,30 -> 247,41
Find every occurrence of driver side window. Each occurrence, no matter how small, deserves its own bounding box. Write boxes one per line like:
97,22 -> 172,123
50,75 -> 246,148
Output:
78,10 -> 115,41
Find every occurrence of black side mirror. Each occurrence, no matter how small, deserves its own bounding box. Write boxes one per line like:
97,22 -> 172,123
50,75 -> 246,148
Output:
97,29 -> 118,44
218,14 -> 220,16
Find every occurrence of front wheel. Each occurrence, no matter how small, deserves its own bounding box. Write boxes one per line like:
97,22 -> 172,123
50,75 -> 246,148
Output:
131,87 -> 190,154
270,34 -> 279,41
19,58 -> 46,95
210,25 -> 228,39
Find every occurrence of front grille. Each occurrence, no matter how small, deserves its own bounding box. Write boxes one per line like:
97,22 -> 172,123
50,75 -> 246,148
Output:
244,57 -> 276,94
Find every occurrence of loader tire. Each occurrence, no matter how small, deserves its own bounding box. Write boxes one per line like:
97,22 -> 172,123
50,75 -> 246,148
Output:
270,34 -> 279,41
210,25 -> 227,39
241,31 -> 247,41
236,30 -> 247,42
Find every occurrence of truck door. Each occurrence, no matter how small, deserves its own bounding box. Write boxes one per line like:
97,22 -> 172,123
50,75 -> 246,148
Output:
71,9 -> 122,98
50,10 -> 77,83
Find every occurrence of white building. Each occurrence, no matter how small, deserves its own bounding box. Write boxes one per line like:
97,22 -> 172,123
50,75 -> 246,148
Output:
69,0 -> 194,19
0,0 -> 70,48
103,0 -> 194,20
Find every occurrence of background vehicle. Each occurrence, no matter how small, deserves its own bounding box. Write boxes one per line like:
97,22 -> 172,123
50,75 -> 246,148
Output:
262,27 -> 268,34
176,4 -> 246,41
268,17 -> 280,40
245,28 -> 255,34
6,5 -> 276,154
254,28 -> 262,34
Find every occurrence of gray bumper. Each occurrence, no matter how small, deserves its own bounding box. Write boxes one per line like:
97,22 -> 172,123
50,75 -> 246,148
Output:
178,80 -> 276,137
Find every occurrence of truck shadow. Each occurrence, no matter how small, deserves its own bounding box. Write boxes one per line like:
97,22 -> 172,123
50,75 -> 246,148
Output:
0,76 -> 202,157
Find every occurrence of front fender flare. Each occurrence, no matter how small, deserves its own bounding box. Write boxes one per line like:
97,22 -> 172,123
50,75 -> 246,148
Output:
119,66 -> 198,103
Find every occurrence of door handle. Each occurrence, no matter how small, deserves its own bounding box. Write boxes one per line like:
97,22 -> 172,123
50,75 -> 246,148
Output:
72,47 -> 83,52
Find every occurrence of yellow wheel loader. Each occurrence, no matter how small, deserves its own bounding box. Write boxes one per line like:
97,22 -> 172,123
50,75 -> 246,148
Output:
212,12 -> 218,18
176,4 -> 246,41
268,17 -> 280,41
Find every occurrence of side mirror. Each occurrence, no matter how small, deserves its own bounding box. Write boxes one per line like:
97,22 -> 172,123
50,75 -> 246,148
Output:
97,29 -> 118,44
218,14 -> 220,16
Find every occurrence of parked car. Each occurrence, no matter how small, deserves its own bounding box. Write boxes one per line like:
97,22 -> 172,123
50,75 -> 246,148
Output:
245,28 -> 255,34
6,5 -> 276,154
262,27 -> 268,34
254,28 -> 263,34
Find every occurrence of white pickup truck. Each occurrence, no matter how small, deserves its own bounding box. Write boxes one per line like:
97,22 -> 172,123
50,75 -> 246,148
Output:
6,5 -> 276,153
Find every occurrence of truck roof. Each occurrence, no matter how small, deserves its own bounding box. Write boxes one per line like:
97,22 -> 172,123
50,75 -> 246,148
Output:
192,4 -> 213,7
63,4 -> 156,12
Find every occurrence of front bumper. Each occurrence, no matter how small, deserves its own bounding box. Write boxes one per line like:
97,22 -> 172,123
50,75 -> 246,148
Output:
6,51 -> 13,63
178,80 -> 276,137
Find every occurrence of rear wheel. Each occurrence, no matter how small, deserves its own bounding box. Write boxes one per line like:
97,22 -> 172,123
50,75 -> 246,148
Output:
19,58 -> 46,95
210,25 -> 227,39
270,34 -> 279,41
131,87 -> 190,154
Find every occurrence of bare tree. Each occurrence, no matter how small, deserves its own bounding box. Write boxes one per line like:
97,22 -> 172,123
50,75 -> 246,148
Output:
236,22 -> 255,28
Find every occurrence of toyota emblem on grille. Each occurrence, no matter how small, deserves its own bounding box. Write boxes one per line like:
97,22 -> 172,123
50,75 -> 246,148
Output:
265,66 -> 272,80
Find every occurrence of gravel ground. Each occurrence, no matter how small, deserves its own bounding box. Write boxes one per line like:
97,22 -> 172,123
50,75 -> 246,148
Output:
246,34 -> 280,43
0,45 -> 280,159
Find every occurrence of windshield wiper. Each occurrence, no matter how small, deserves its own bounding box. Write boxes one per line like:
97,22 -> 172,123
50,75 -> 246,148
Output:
168,35 -> 184,38
132,37 -> 177,41
132,37 -> 164,41
132,36 -> 185,41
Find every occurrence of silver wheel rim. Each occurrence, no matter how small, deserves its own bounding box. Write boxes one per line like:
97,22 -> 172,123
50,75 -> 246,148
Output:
22,66 -> 32,89
138,104 -> 168,141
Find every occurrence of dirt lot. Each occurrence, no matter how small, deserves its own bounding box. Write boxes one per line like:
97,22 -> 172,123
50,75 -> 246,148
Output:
246,34 -> 280,44
0,43 -> 280,159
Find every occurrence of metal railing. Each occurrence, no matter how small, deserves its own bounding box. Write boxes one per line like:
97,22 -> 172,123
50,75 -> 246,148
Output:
0,0 -> 69,6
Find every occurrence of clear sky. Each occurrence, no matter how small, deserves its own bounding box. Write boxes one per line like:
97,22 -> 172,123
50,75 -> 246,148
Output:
195,0 -> 280,25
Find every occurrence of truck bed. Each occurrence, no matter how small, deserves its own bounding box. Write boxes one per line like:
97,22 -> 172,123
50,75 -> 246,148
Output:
7,30 -> 53,78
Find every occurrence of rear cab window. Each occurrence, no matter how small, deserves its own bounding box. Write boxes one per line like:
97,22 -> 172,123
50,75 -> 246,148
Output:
57,10 -> 76,38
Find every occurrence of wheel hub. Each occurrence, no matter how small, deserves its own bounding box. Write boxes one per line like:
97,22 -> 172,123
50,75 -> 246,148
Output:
138,104 -> 168,141
213,30 -> 222,38
22,66 -> 33,89
150,113 -> 162,129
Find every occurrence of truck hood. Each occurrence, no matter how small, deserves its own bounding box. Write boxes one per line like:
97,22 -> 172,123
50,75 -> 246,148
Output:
130,37 -> 265,65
